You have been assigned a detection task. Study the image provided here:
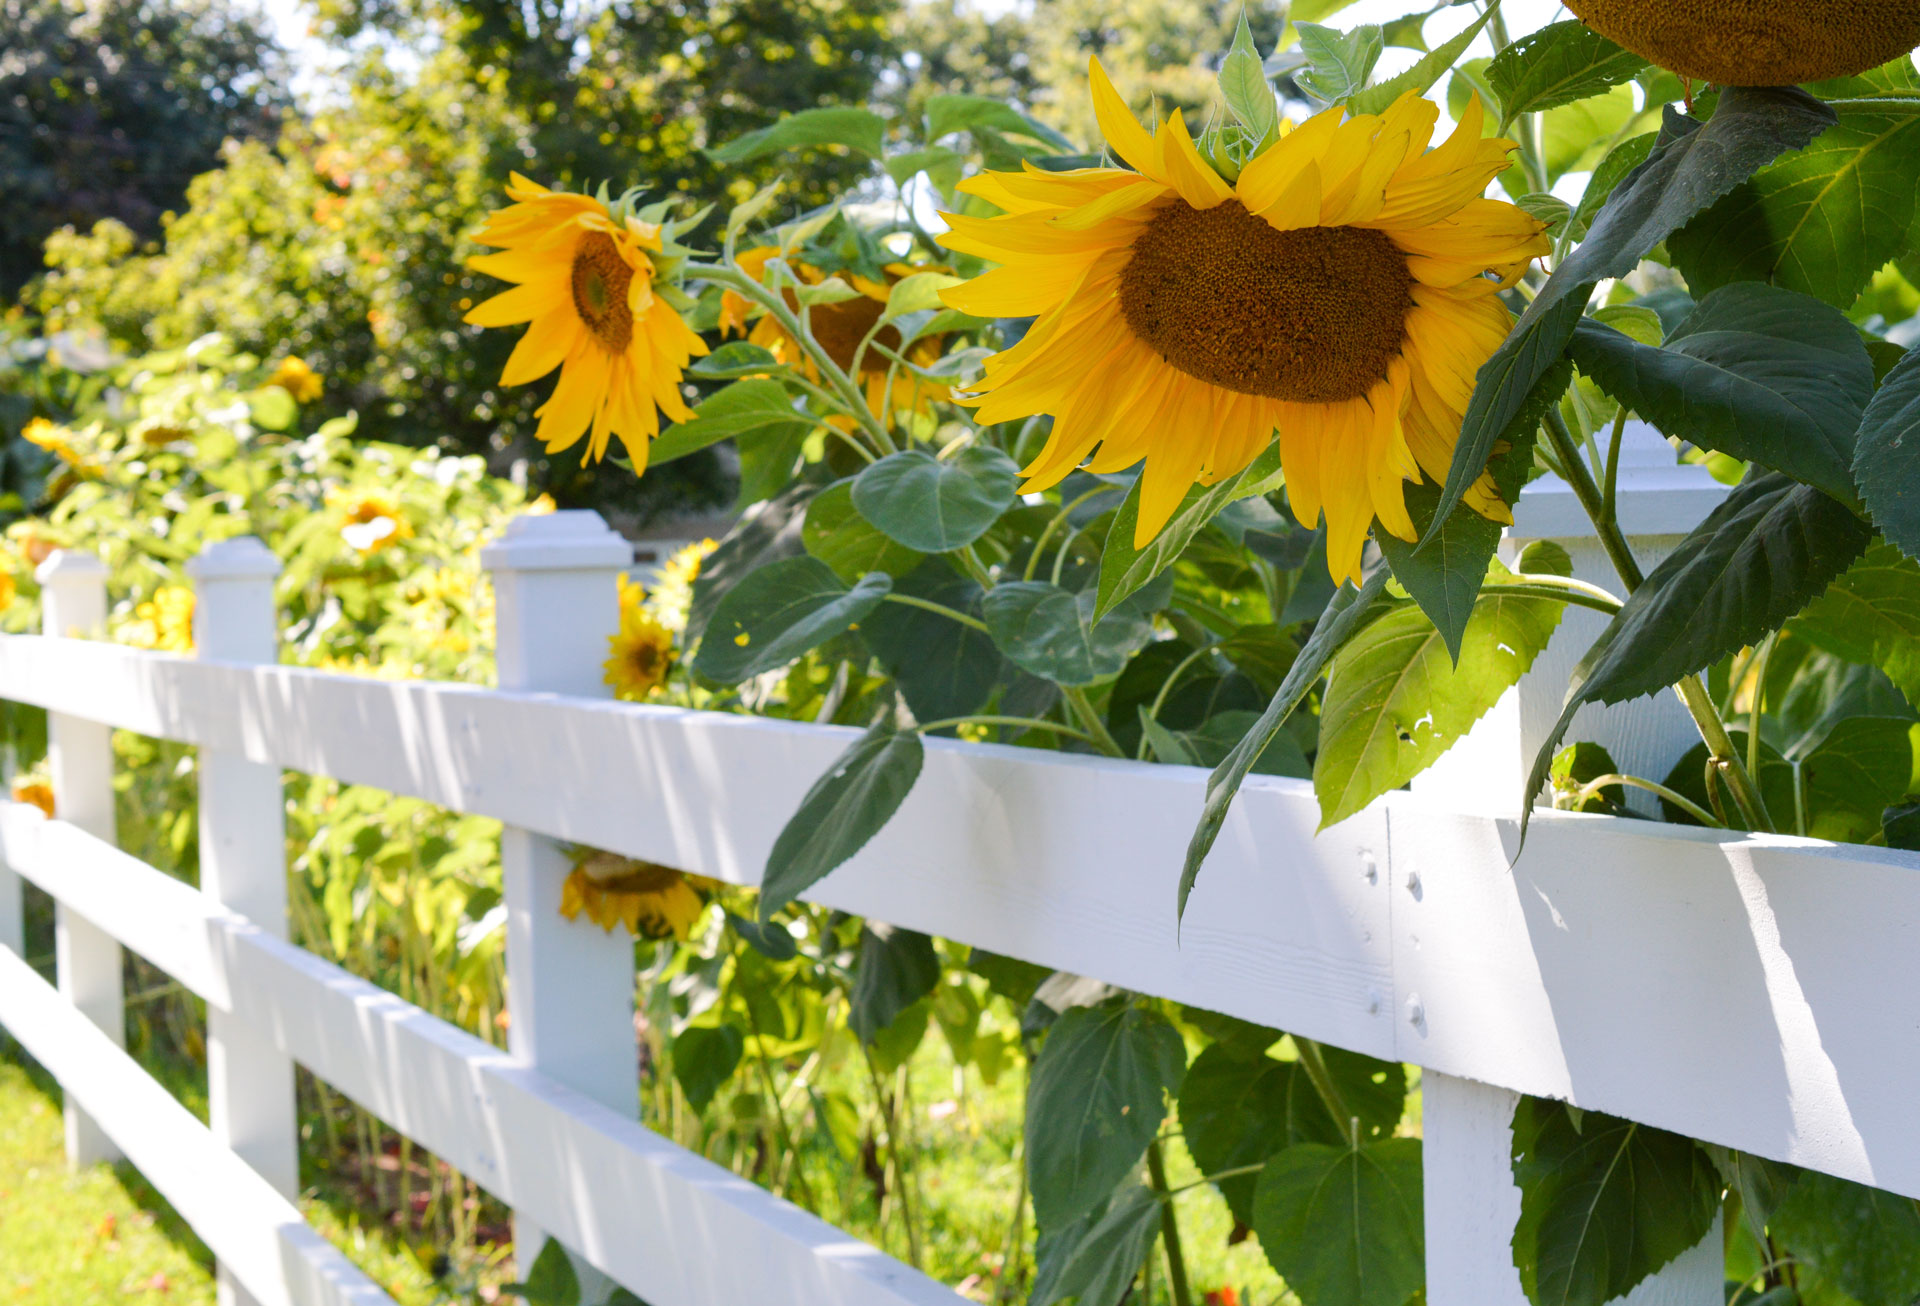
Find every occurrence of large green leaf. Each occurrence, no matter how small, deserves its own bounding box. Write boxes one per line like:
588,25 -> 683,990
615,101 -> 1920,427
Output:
861,559 -> 1007,722
1568,133 -> 1656,240
707,106 -> 886,162
1295,22 -> 1383,104
852,445 -> 1018,553
686,484 -> 814,648
1670,99 -> 1920,312
1180,1044 -> 1314,1223
1567,284 -> 1873,507
1511,1098 -> 1720,1306
848,923 -> 940,1044
1219,10 -> 1279,144
1792,541 -> 1920,708
983,579 -> 1162,686
1486,21 -> 1646,128
759,718 -> 924,920
1025,998 -> 1187,1229
1431,88 -> 1838,537
649,378 -> 806,467
1315,563 -> 1567,830
924,93 -> 1073,151
693,556 -> 892,685
1096,442 -> 1281,620
672,1023 -> 744,1114
1252,1137 -> 1425,1306
1345,3 -> 1496,118
1180,569 -> 1394,919
1790,715 -> 1918,843
1854,347 -> 1920,563
1522,475 -> 1871,829
801,480 -> 925,582
1766,1172 -> 1920,1306
1030,1185 -> 1163,1306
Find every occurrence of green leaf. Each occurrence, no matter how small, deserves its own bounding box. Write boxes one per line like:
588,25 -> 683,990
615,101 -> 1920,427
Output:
1704,1145 -> 1801,1250
1886,799 -> 1920,851
1347,3 -> 1497,119
1025,998 -> 1187,1229
1855,347 -> 1920,564
1096,442 -> 1282,620
505,1238 -> 582,1306
1567,284 -> 1873,508
967,948 -> 1050,1009
759,718 -> 924,920
1792,541 -> 1920,708
247,386 -> 298,432
693,556 -> 892,685
1030,1185 -> 1163,1306
686,485 -> 815,648
861,560 -> 1007,722
1670,99 -> 1920,312
1252,1137 -> 1425,1306
1771,1172 -> 1920,1306
1568,133 -> 1655,240
1315,563 -> 1567,830
1180,1044 -> 1303,1223
1180,569 -> 1394,920
1522,474 -> 1872,837
707,107 -> 886,163
848,923 -> 940,1044
672,1023 -> 744,1114
1380,482 -> 1503,664
884,147 -> 965,193
1295,23 -> 1384,105
880,272 -> 966,322
852,445 -> 1018,553
1792,715 -> 1917,843
686,342 -> 784,380
1511,1099 -> 1720,1306
1219,11 -> 1279,143
802,480 -> 925,583
1486,21 -> 1646,129
650,378 -> 806,467
924,93 -> 1074,151
983,579 -> 1162,686
1431,88 -> 1839,538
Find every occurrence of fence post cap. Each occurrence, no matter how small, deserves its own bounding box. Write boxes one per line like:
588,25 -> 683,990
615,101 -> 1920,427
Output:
481,509 -> 632,573
186,536 -> 282,582
33,549 -> 107,585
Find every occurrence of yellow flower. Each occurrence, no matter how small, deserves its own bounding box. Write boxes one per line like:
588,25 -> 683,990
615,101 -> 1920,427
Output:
605,578 -> 675,699
10,775 -> 53,818
644,537 -> 716,634
465,174 -> 709,470
20,418 -> 102,477
722,252 -> 951,426
266,356 -> 324,403
938,61 -> 1549,584
329,488 -> 413,554
124,586 -> 196,653
559,850 -> 711,940
0,572 -> 16,611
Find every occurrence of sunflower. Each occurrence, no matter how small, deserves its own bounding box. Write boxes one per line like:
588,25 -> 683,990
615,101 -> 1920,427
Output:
938,61 -> 1549,584
465,174 -> 709,470
720,249 -> 951,426
329,488 -> 413,554
604,579 -> 676,699
123,586 -> 195,653
643,537 -> 716,634
21,417 -> 102,478
560,850 -> 711,941
1566,0 -> 1920,86
10,774 -> 53,819
266,356 -> 324,403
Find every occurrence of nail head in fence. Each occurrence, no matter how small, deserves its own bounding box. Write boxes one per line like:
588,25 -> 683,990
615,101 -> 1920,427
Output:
35,547 -> 122,1168
482,509 -> 637,1285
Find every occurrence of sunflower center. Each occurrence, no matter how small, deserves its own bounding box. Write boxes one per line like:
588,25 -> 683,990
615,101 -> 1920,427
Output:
781,288 -> 898,376
571,231 -> 635,353
1118,200 -> 1413,404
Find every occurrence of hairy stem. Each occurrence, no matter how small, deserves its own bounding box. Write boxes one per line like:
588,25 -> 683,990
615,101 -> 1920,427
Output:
1146,1139 -> 1194,1306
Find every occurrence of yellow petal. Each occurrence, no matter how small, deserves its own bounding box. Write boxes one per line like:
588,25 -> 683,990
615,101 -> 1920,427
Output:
1089,57 -> 1166,182
499,304 -> 579,386
1159,110 -> 1234,209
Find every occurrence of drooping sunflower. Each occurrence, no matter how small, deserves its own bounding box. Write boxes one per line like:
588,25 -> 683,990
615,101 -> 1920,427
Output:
938,61 -> 1549,584
1565,0 -> 1920,87
465,175 -> 709,471
604,576 -> 676,700
720,249 -> 951,426
560,850 -> 711,941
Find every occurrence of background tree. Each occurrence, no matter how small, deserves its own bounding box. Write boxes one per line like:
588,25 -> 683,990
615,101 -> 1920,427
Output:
0,0 -> 288,295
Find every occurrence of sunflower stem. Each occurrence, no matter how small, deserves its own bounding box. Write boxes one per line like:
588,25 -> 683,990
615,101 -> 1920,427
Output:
687,262 -> 899,456
1026,485 -> 1112,582
1146,1139 -> 1194,1306
1062,685 -> 1126,759
881,591 -> 990,633
1497,579 -> 1622,615
1572,772 -> 1722,827
1600,408 -> 1629,527
916,714 -> 1093,742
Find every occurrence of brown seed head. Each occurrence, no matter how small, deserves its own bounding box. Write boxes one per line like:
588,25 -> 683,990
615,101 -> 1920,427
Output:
571,231 -> 636,353
1566,0 -> 1920,86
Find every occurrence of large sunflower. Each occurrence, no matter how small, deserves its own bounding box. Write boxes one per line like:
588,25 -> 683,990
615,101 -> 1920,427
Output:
938,62 -> 1549,584
465,175 -> 709,471
720,248 -> 951,426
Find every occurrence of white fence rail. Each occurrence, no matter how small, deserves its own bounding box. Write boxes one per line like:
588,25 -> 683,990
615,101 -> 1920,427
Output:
0,442 -> 1914,1306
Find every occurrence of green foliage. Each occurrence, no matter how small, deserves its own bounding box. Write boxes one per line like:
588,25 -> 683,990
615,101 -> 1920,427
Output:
1485,21 -> 1646,128
759,717 -> 924,919
695,556 -> 892,684
1853,349 -> 1920,565
852,446 -> 1018,553
1252,1136 -> 1425,1306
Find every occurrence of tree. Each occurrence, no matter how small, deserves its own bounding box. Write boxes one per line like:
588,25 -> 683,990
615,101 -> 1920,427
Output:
0,0 -> 288,295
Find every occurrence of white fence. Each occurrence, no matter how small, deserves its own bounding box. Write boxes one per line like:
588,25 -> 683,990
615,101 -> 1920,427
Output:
0,436 -> 1915,1306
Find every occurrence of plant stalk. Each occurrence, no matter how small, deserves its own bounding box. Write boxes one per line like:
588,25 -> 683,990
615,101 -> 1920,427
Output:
1292,1036 -> 1354,1129
1145,1139 -> 1194,1306
1061,685 -> 1126,759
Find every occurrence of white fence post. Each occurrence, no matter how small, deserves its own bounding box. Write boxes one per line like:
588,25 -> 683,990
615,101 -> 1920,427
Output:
37,547 -> 122,1168
481,510 -> 635,1280
190,537 -> 298,1306
1415,425 -> 1729,1305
